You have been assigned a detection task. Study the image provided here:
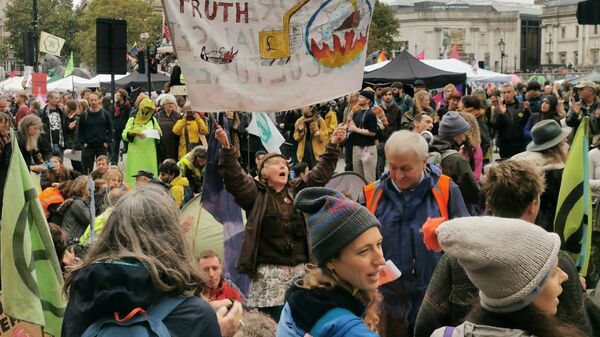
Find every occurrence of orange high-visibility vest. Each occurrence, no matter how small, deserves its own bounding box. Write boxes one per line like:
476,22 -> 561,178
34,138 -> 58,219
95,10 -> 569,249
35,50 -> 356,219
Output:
364,175 -> 451,219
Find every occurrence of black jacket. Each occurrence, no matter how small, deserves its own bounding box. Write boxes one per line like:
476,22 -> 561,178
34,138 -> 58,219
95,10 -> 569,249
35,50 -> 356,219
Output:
491,100 -> 530,147
62,261 -> 221,337
77,108 -> 114,148
429,136 -> 481,205
38,105 -> 67,159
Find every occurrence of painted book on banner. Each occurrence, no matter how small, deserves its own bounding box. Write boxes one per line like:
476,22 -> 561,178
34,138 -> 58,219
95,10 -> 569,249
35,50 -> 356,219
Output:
162,0 -> 374,112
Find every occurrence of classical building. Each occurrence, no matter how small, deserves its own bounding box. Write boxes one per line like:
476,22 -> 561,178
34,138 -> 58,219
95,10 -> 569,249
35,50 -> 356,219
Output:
542,0 -> 600,69
388,1 -> 543,73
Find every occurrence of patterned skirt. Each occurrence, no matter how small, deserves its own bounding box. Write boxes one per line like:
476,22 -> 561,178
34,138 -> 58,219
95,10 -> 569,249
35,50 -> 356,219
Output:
246,263 -> 305,308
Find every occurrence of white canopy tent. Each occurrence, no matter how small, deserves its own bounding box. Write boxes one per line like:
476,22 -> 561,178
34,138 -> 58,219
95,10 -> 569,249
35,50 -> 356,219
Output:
90,73 -> 129,84
364,61 -> 389,73
421,59 -> 512,87
47,76 -> 100,92
0,76 -> 25,93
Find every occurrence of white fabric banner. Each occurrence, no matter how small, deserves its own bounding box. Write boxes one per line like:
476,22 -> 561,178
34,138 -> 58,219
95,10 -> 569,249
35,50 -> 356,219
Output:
162,0 -> 373,112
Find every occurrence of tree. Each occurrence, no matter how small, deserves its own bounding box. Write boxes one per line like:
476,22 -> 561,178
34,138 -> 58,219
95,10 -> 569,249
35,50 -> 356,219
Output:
75,0 -> 162,71
367,1 -> 402,55
5,0 -> 79,65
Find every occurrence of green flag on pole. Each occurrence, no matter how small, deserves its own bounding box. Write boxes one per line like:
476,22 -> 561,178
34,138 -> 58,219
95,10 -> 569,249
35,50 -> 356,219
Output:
64,52 -> 74,78
0,130 -> 66,336
554,116 -> 593,276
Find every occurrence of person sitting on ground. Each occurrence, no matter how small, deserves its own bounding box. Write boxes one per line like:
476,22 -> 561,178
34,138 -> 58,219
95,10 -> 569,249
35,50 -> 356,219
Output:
277,187 -> 385,337
62,184 -> 242,337
159,159 -> 191,208
196,250 -> 244,310
40,155 -> 80,189
132,169 -> 168,190
58,175 -> 92,243
80,188 -> 127,245
426,215 -> 586,337
177,145 -> 207,194
89,155 -> 109,181
415,159 -> 591,337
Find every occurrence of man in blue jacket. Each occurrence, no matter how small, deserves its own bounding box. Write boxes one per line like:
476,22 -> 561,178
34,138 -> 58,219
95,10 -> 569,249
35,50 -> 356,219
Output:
364,130 -> 468,337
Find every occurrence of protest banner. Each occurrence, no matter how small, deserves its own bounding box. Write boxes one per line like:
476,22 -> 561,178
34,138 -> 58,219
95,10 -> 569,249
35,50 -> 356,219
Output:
162,0 -> 374,112
0,292 -> 44,337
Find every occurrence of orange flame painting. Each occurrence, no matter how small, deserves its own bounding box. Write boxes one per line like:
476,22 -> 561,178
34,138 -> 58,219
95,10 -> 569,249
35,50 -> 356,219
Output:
310,28 -> 369,68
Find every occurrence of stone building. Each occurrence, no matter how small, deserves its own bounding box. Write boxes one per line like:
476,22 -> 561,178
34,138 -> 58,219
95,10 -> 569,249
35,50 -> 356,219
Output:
542,0 -> 600,69
388,1 -> 543,72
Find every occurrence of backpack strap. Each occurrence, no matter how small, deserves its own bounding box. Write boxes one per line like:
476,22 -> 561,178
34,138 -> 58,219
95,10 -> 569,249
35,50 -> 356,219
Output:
432,175 -> 451,219
364,180 -> 383,214
310,308 -> 357,337
147,296 -> 188,321
443,326 -> 456,337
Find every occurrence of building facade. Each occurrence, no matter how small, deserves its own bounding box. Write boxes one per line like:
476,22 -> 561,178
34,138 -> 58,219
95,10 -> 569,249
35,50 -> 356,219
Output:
390,1 -> 542,73
542,0 -> 600,69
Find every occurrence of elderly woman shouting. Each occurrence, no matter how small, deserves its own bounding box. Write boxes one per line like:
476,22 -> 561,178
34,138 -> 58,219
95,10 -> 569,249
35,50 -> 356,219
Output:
215,121 -> 347,321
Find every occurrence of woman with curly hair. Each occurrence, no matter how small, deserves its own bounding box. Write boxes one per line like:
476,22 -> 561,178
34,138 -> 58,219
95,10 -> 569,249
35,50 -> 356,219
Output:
277,187 -> 385,337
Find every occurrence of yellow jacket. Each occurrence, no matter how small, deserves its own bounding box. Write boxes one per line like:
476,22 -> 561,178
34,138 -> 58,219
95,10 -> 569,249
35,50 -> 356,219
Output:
170,175 -> 190,208
293,116 -> 329,163
172,115 -> 209,159
324,110 -> 338,137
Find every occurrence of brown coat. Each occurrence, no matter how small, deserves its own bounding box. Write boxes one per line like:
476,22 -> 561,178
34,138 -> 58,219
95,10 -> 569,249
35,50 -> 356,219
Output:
219,142 -> 341,276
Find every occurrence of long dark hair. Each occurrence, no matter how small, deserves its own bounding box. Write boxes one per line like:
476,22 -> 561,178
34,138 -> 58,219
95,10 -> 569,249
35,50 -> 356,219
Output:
466,303 -> 587,337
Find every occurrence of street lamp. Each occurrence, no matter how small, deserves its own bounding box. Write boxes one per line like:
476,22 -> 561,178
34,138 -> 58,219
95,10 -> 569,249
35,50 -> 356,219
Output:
498,38 -> 506,73
546,32 -> 553,64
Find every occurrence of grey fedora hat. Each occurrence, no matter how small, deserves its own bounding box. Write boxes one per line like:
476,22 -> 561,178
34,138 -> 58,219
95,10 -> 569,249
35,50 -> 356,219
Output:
526,119 -> 572,152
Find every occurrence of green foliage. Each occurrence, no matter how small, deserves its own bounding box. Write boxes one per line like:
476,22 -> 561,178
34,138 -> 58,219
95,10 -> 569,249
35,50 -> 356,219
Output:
368,1 -> 402,55
76,0 -> 162,71
5,0 -> 79,65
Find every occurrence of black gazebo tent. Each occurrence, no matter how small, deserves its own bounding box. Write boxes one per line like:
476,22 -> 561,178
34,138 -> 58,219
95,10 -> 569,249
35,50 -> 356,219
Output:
363,50 -> 466,88
100,72 -> 170,91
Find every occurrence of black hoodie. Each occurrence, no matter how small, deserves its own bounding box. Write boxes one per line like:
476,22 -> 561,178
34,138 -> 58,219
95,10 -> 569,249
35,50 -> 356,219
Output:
62,261 -> 221,337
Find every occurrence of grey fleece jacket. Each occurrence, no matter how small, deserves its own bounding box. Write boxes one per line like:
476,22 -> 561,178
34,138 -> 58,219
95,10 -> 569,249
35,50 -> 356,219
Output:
431,321 -> 534,337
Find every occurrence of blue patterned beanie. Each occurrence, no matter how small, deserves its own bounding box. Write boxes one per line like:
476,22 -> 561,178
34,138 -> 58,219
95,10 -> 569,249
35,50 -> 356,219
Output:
294,187 -> 381,267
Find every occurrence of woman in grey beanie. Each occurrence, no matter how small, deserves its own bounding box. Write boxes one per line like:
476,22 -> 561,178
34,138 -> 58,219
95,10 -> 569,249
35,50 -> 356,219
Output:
429,216 -> 587,337
276,187 -> 385,337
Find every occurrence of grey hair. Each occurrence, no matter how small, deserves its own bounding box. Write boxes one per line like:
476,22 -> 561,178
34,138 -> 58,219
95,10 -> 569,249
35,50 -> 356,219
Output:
385,130 -> 429,161
160,94 -> 177,107
65,183 -> 203,295
47,90 -> 59,100
18,114 -> 43,151
502,83 -> 515,91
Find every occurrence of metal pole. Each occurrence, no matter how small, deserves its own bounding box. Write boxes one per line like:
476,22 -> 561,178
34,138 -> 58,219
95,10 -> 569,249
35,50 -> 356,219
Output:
32,0 -> 38,71
147,47 -> 152,94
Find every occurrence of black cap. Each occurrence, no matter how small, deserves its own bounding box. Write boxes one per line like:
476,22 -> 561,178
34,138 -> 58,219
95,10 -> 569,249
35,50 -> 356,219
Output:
359,90 -> 375,103
413,79 -> 426,87
132,170 -> 154,179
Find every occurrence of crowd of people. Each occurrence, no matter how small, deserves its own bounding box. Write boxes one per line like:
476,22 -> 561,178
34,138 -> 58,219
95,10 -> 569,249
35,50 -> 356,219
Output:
0,75 -> 600,337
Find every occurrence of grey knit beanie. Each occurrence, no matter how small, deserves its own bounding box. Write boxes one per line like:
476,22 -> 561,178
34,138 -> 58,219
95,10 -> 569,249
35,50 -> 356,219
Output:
295,187 -> 380,267
436,216 -> 561,313
438,111 -> 470,138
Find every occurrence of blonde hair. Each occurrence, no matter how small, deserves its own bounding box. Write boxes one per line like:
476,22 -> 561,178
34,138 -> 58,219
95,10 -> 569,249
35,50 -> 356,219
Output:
300,265 -> 382,332
459,111 -> 481,146
414,91 -> 430,114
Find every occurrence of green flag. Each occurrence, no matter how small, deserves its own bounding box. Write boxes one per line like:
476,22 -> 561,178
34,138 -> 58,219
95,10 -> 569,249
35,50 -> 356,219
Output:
64,52 -> 74,78
554,116 -> 593,276
1,130 -> 66,336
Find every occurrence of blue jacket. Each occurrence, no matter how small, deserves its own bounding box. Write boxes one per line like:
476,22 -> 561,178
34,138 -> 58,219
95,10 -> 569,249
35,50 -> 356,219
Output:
277,303 -> 379,337
373,165 -> 468,326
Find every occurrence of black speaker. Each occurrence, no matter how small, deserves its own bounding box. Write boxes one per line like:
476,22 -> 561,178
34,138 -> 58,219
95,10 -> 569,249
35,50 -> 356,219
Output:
23,31 -> 36,66
577,0 -> 600,25
478,61 -> 485,69
96,18 -> 127,74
